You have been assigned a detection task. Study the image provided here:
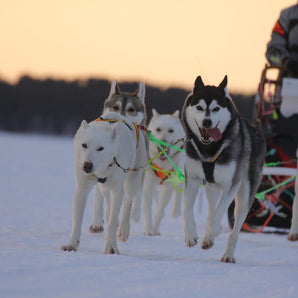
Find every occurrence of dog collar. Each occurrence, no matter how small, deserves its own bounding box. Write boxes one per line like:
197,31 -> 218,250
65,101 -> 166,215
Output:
190,138 -> 223,163
207,149 -> 223,163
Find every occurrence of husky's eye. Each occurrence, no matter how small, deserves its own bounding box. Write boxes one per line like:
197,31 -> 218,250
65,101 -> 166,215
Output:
97,146 -> 104,151
212,107 -> 220,112
113,105 -> 120,111
82,143 -> 87,149
168,129 -> 174,133
127,107 -> 135,113
156,127 -> 161,132
196,105 -> 203,111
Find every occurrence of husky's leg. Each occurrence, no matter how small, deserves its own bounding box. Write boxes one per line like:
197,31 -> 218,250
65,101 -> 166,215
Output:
105,190 -> 111,222
130,184 -> 143,223
142,171 -> 157,235
104,187 -> 124,254
288,165 -> 298,241
118,171 -> 142,242
152,184 -> 172,235
201,186 -> 221,250
89,184 -> 104,233
170,185 -> 183,218
220,182 -> 250,263
61,179 -> 95,252
183,177 -> 199,247
202,184 -> 239,252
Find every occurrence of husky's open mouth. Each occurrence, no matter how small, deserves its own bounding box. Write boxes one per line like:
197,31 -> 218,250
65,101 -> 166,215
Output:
195,120 -> 222,144
157,145 -> 170,161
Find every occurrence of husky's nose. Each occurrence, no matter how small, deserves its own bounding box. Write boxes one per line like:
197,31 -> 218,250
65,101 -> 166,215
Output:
203,119 -> 212,128
83,161 -> 93,173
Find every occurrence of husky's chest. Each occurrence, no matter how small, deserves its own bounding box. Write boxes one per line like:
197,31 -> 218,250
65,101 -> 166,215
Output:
186,157 -> 236,187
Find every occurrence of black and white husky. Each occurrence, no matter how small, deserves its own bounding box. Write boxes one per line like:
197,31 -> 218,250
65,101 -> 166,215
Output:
182,75 -> 266,263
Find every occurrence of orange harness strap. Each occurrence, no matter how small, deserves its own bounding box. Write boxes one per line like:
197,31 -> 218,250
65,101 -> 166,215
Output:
151,162 -> 170,184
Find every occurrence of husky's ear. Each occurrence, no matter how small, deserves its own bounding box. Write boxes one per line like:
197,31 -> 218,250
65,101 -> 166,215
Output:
80,120 -> 89,129
109,122 -> 119,140
172,110 -> 180,118
194,76 -> 204,89
108,80 -> 120,98
218,75 -> 231,99
152,109 -> 160,118
134,82 -> 146,104
218,75 -> 228,89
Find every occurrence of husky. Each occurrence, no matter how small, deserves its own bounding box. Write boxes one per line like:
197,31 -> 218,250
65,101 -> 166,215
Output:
89,81 -> 146,234
182,75 -> 266,263
142,109 -> 185,235
61,112 -> 147,254
288,148 -> 298,241
103,80 -> 147,125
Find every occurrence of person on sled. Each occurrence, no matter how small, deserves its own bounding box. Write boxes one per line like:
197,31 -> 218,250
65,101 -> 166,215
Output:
266,3 -> 298,78
266,3 -> 298,242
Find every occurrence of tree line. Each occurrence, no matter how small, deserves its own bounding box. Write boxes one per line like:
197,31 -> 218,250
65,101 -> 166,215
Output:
0,75 -> 255,136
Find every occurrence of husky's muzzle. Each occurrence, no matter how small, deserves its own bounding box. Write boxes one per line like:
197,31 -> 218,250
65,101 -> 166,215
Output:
195,120 -> 222,144
157,143 -> 170,161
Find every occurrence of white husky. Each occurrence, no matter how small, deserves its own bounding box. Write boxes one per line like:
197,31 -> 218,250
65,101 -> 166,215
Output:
142,109 -> 185,235
61,112 -> 147,254
89,81 -> 146,234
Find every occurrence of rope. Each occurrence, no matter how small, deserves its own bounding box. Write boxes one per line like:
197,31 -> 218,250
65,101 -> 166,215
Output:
141,128 -> 186,190
255,175 -> 296,201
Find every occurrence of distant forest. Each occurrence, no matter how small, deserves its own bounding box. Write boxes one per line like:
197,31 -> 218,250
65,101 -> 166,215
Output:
0,75 -> 256,136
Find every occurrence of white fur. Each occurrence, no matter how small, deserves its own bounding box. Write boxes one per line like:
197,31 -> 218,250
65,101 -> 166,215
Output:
142,109 -> 185,235
288,148 -> 298,241
89,81 -> 146,234
61,112 -> 147,254
183,154 -> 248,263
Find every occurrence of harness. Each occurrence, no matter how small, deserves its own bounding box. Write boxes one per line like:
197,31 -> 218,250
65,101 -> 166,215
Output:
149,161 -> 173,185
189,137 -> 224,183
95,117 -> 140,148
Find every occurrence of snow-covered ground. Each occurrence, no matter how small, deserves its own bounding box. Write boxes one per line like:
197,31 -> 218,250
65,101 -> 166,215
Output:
0,132 -> 297,298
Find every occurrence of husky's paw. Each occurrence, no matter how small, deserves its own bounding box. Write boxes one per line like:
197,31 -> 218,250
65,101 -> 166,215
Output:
184,223 -> 198,247
60,241 -> 79,252
104,242 -> 119,255
118,225 -> 130,242
89,225 -> 104,233
170,207 -> 181,218
220,255 -> 236,263
201,239 -> 214,250
287,233 -> 298,241
184,234 -> 198,247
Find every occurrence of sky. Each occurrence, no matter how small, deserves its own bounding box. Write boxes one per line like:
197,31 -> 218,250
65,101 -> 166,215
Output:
0,0 -> 295,93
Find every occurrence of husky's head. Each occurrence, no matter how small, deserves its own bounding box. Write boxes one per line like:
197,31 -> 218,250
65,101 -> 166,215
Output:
74,119 -> 119,179
103,80 -> 146,125
183,75 -> 237,145
148,109 -> 184,161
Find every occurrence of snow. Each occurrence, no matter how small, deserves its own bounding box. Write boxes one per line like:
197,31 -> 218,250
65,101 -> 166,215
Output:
0,132 -> 297,298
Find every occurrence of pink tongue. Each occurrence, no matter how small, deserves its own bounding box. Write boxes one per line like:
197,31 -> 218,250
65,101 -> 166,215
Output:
206,127 -> 222,142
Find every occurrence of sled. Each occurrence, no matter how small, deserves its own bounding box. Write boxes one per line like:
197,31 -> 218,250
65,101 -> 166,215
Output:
228,64 -> 298,233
